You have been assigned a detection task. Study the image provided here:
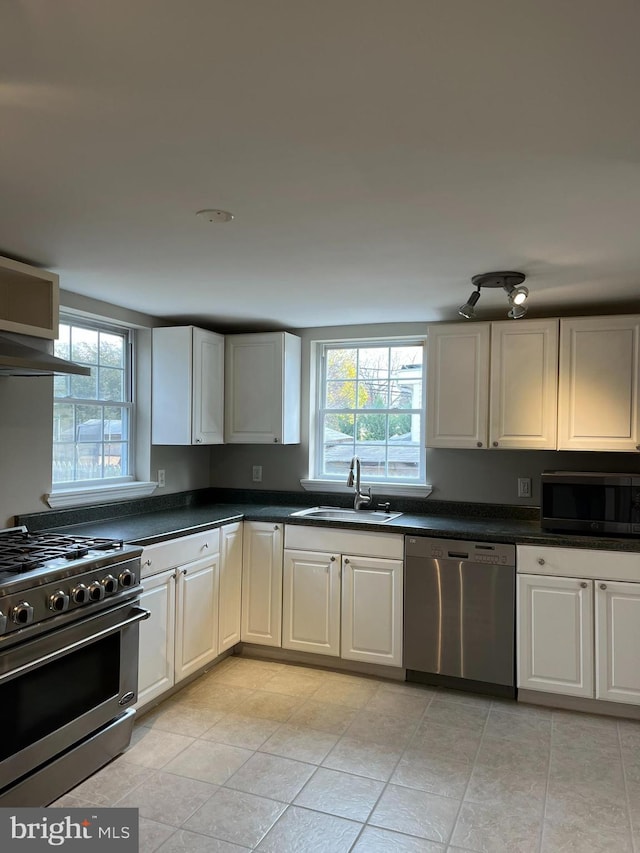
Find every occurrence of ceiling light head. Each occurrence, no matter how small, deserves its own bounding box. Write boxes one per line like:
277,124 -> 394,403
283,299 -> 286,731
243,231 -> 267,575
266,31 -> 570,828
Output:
508,284 -> 529,306
458,289 -> 481,319
508,304 -> 528,320
196,208 -> 234,223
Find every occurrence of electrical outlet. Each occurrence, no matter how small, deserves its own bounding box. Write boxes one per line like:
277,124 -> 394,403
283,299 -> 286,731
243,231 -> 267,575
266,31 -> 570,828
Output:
157,469 -> 166,488
252,465 -> 263,483
517,477 -> 531,498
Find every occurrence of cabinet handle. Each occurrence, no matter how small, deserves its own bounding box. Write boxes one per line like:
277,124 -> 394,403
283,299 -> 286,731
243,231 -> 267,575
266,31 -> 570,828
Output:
330,555 -> 336,562
144,559 -> 152,567
344,558 -> 350,564
171,573 -> 177,580
182,569 -> 187,575
492,441 -> 498,447
195,438 -> 203,444
636,445 -> 640,451
580,582 -> 588,588
477,442 -> 483,448
274,525 -> 279,531
273,437 -> 279,443
537,558 -> 545,566
203,542 -> 209,549
600,583 -> 607,590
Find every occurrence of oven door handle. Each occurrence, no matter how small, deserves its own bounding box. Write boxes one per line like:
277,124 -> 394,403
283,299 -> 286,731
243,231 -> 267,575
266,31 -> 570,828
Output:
0,606 -> 151,683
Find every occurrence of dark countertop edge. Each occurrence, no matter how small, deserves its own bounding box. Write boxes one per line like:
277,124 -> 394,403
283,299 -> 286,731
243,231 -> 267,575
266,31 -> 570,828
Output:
37,502 -> 640,553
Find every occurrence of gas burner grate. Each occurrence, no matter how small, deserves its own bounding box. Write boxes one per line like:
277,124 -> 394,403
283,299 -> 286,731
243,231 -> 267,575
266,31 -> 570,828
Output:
0,527 -> 124,574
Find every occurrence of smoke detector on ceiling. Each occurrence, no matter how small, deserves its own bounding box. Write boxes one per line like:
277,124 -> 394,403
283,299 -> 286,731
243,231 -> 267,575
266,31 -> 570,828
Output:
196,209 -> 234,223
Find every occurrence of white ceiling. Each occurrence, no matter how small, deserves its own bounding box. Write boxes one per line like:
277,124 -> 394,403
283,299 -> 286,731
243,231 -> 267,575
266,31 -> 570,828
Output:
2,0 -> 640,330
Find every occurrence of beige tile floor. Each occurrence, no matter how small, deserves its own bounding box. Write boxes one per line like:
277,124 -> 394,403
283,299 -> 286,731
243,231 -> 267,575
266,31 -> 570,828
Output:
55,657 -> 640,852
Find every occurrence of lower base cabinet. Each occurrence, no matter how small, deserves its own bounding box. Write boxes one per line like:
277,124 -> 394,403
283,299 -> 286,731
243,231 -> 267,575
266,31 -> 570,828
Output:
282,527 -> 404,667
241,522 -> 283,647
137,525 -> 241,708
517,545 -> 640,707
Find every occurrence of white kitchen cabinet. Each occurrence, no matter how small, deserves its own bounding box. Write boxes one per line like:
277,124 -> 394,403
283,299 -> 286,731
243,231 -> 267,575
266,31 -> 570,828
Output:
558,315 -> 640,451
517,544 -> 640,706
427,322 -> 490,448
489,319 -> 558,449
225,331 -> 301,444
282,525 -> 404,667
174,553 -> 220,683
517,573 -> 594,697
595,580 -> 640,704
152,325 -> 224,445
218,522 -> 243,653
137,568 -> 176,707
241,521 -> 283,646
427,318 -> 558,450
341,554 -> 403,667
137,527 -> 225,708
282,549 -> 341,656
0,254 -> 60,339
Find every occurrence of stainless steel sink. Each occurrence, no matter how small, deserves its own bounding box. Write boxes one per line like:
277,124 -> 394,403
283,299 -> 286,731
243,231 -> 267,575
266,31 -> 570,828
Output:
290,506 -> 403,523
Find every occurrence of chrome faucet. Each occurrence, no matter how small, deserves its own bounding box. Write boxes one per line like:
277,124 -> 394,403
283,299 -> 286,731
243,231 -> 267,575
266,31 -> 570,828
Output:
347,456 -> 372,510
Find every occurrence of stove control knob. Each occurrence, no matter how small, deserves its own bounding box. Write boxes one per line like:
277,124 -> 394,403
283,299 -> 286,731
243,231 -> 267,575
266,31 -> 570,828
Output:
11,601 -> 34,625
88,581 -> 106,602
71,583 -> 89,605
0,610 -> 6,634
118,569 -> 136,588
102,575 -> 118,595
48,590 -> 70,613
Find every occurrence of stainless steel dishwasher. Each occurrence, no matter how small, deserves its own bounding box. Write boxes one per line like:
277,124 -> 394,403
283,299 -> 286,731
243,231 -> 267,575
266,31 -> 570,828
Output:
404,535 -> 516,698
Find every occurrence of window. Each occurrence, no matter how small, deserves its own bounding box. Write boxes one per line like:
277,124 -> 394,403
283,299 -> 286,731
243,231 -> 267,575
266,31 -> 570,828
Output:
52,317 -> 133,487
314,339 -> 426,485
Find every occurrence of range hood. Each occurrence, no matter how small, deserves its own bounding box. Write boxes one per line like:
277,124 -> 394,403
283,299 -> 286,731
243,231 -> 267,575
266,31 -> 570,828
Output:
0,334 -> 91,376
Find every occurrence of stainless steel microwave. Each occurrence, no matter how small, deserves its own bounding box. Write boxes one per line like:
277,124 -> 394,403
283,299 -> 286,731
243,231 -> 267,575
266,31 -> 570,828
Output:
541,471 -> 640,535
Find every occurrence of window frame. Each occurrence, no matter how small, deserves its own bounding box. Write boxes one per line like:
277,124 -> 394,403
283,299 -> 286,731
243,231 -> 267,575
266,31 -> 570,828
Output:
308,336 -> 429,493
48,313 -> 156,508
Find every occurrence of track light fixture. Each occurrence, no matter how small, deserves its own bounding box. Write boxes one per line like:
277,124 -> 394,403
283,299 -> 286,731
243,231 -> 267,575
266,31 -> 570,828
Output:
458,271 -> 528,320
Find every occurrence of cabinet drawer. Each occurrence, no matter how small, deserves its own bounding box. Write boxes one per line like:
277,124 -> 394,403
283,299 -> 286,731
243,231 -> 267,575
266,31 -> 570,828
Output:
141,528 -> 221,578
284,525 -> 403,559
517,545 -> 640,583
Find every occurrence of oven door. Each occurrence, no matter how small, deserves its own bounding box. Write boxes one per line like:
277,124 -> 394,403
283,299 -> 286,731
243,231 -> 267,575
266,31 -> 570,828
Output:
0,600 -> 149,791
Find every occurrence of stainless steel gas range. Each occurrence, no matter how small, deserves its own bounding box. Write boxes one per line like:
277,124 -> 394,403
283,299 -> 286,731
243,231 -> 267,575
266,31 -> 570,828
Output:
0,526 -> 148,806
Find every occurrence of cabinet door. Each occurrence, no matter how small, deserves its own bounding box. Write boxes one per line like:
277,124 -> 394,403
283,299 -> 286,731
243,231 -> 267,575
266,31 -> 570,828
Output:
558,315 -> 640,451
489,319 -> 558,449
175,554 -> 220,682
341,555 -> 403,667
225,332 -> 301,444
241,522 -> 283,646
517,574 -> 593,697
152,326 -> 224,445
192,327 -> 225,444
137,569 -> 175,708
596,580 -> 640,705
218,522 -> 243,653
282,549 -> 340,656
426,323 -> 490,448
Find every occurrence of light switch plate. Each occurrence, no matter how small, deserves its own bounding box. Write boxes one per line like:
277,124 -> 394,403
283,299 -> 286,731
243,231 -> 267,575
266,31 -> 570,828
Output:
252,465 -> 263,483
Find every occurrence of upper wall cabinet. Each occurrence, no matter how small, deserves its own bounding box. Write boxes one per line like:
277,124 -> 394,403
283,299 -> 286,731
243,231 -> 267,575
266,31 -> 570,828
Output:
489,319 -> 559,450
0,255 -> 60,340
426,323 -> 490,448
152,326 -> 224,445
558,316 -> 640,452
225,332 -> 301,444
427,319 -> 559,450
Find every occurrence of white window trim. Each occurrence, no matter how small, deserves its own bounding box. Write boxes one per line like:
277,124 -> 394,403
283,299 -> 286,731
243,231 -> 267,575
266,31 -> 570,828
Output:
46,480 -> 158,509
304,335 -> 429,497
300,478 -> 432,498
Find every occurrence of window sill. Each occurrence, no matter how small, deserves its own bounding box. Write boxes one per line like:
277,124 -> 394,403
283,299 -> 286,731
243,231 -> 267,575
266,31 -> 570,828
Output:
46,481 -> 158,509
300,479 -> 433,499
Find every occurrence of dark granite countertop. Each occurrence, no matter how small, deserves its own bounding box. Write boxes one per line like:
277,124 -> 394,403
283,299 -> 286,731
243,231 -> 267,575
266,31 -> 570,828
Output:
19,495 -> 640,552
